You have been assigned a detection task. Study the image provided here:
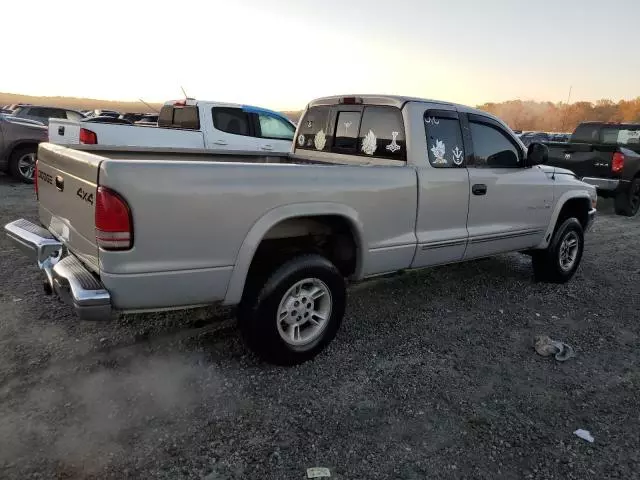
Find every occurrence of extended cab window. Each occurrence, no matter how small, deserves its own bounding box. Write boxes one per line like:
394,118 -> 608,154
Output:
258,114 -> 295,140
212,108 -> 250,136
296,106 -> 331,151
425,114 -> 465,168
470,121 -> 521,168
357,106 -> 405,160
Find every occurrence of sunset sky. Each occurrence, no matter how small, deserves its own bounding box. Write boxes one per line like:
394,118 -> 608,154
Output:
3,0 -> 638,110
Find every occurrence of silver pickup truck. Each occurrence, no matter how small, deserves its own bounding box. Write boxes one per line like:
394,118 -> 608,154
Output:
5,95 -> 596,365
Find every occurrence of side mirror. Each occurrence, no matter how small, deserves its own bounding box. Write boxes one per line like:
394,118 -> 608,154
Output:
527,142 -> 548,166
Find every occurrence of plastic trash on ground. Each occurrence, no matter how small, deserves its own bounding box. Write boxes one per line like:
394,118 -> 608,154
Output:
574,429 -> 595,443
307,467 -> 331,478
534,335 -> 575,361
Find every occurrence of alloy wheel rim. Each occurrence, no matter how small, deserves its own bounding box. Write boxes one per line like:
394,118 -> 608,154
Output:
276,278 -> 332,346
17,153 -> 36,179
558,231 -> 579,271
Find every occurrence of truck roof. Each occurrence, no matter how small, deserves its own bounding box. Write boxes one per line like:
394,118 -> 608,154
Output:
308,94 -> 509,128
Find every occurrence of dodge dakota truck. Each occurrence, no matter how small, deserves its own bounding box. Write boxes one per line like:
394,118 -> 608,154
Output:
0,114 -> 48,182
545,122 -> 640,216
5,95 -> 597,365
48,98 -> 296,154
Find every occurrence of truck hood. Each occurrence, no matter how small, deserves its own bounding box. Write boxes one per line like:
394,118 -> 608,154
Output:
540,164 -> 575,177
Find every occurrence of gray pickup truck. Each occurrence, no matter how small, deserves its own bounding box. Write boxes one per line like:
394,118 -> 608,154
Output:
5,95 -> 597,365
0,114 -> 48,182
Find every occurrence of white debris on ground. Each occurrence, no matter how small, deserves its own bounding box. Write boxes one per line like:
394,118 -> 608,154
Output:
574,429 -> 595,443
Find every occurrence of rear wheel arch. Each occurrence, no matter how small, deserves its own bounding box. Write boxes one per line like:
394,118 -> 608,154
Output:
223,204 -> 365,305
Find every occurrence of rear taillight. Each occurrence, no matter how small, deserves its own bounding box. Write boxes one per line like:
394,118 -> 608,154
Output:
612,152 -> 625,173
95,186 -> 132,250
79,128 -> 98,144
34,160 -> 39,199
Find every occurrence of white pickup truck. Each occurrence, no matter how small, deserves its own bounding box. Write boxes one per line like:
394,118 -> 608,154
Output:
6,94 -> 596,365
48,99 -> 296,153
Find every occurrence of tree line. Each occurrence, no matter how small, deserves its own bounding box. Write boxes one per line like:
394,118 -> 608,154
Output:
477,98 -> 640,133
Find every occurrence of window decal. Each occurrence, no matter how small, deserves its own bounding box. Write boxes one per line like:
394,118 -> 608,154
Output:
452,146 -> 464,165
430,139 -> 447,164
314,129 -> 326,150
361,130 -> 377,155
297,134 -> 306,147
386,131 -> 401,152
425,117 -> 440,125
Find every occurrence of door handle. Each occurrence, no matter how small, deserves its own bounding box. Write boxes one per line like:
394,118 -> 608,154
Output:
472,184 -> 487,195
58,126 -> 65,136
261,144 -> 274,151
213,140 -> 228,146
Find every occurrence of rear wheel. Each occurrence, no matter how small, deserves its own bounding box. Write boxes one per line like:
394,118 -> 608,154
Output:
532,217 -> 584,283
238,254 -> 346,365
614,178 -> 640,217
9,146 -> 37,184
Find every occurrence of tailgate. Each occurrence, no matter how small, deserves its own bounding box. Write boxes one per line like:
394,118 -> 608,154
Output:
546,142 -> 614,178
37,143 -> 101,272
48,119 -> 81,145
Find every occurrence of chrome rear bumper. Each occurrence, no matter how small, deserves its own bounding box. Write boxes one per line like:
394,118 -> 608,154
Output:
4,219 -> 112,321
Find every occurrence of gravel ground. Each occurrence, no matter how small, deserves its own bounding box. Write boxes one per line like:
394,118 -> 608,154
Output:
0,173 -> 639,479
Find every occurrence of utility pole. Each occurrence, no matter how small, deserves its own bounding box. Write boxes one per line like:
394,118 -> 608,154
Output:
560,85 -> 572,132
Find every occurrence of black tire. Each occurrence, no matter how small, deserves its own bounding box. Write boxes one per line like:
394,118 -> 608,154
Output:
238,254 -> 346,366
614,178 -> 640,217
9,146 -> 37,184
532,217 -> 584,283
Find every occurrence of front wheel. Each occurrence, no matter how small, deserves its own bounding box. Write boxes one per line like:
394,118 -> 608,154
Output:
532,217 -> 584,283
238,254 -> 346,365
9,146 -> 37,184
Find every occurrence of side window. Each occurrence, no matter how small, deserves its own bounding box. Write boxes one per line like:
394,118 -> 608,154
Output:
258,114 -> 295,140
212,107 -> 250,136
424,115 -> 465,168
358,106 -> 406,160
470,122 -> 521,168
296,106 -> 331,151
333,111 -> 362,152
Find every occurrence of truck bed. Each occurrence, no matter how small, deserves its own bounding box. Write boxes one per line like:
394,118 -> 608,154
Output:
35,143 -> 418,310
48,119 -> 206,149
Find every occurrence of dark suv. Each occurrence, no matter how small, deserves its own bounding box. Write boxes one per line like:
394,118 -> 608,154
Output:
11,106 -> 85,125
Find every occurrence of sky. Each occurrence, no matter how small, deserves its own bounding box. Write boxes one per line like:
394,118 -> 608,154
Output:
2,0 -> 639,110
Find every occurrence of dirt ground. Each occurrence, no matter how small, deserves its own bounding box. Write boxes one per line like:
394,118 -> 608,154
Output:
0,174 -> 638,479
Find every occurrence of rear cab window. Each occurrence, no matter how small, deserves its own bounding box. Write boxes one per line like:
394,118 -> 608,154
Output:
158,103 -> 200,130
295,104 -> 406,161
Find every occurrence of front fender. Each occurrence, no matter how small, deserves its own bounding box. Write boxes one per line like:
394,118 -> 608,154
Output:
536,189 -> 593,249
222,202 -> 365,305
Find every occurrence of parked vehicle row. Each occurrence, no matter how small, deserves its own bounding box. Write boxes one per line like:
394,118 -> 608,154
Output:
48,98 -> 296,153
4,94 -> 597,365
